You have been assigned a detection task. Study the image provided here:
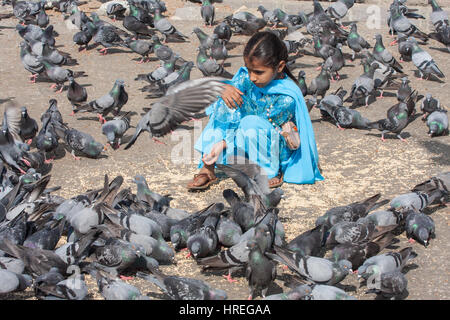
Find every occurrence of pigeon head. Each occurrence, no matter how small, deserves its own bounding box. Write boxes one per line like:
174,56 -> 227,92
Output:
428,122 -> 440,136
417,227 -> 431,246
425,93 -> 432,100
338,259 -> 353,274
85,141 -> 106,157
298,70 -> 306,78
20,106 -> 28,117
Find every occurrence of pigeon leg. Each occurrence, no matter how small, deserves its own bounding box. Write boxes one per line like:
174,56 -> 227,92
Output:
377,90 -> 384,99
381,133 -> 386,142
408,238 -> 416,244
119,275 -> 134,281
50,84 -> 57,89
152,137 -> 166,145
365,96 -> 370,107
316,65 -> 322,71
389,39 -> 398,46
138,57 -> 145,64
336,124 -> 345,130
97,114 -> 106,124
397,134 -> 407,142
222,273 -> 238,283
21,158 -> 31,167
56,86 -> 64,93
71,150 -> 81,161
26,139 -> 32,145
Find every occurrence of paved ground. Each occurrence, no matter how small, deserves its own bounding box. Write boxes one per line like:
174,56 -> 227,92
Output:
0,0 -> 449,300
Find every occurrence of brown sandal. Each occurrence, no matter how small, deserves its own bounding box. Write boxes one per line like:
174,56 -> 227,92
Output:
268,174 -> 284,189
187,173 -> 219,191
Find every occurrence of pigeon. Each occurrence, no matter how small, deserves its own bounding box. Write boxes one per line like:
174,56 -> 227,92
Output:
101,113 -> 131,149
390,189 -> 447,213
33,267 -> 65,299
49,272 -> 88,300
0,119 -> 30,174
397,33 -> 414,62
131,174 -> 172,211
0,238 -> 69,277
122,38 -> 153,63
200,0 -> 215,27
19,41 -> 45,83
36,7 -> 49,28
187,224 -> 219,259
357,209 -> 405,228
347,22 -> 371,61
257,5 -> 276,26
96,270 -> 149,300
54,228 -> 101,265
396,77 -> 412,102
426,110 -> 449,137
40,99 -> 63,128
409,37 -> 445,80
169,203 -> 224,251
72,29 -> 92,52
145,61 -> 195,98
122,15 -> 154,40
216,215 -> 242,247
136,53 -> 178,84
124,77 -> 226,150
16,24 -> 55,46
326,0 -> 355,27
405,211 -> 436,247
316,193 -> 389,229
307,66 -> 330,100
106,2 -> 127,22
309,284 -> 357,300
266,245 -> 352,285
312,33 -> 335,62
368,94 -> 414,141
213,22 -> 232,44
4,102 -> 36,144
92,24 -> 126,55
331,232 -> 395,269
0,256 -> 25,274
263,284 -> 312,300
365,270 -> 408,299
297,70 -> 308,97
128,2 -> 154,26
428,23 -> 450,53
192,27 -> 214,49
196,46 -> 233,78
357,247 -> 417,279
151,35 -> 174,60
210,33 -> 228,63
223,188 -> 255,232
420,93 -> 441,120
323,43 -> 345,81
73,79 -> 128,124
153,8 -> 188,43
319,101 -> 373,130
286,224 -> 326,257
245,239 -> 276,300
23,217 -> 65,250
428,0 -> 449,30
412,172 -> 450,197
39,59 -> 73,93
136,269 -> 228,300
67,75 -> 88,111
324,221 -> 397,249
53,122 -> 106,160
0,269 -> 32,294
228,17 -> 267,36
372,34 -> 403,73
307,1 -> 349,37
389,1 -> 429,43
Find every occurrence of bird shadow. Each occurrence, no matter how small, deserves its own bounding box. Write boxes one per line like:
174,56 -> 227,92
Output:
402,263 -> 419,275
145,291 -> 170,299
417,139 -> 450,166
365,131 -> 412,140
412,70 -> 445,83
0,97 -> 15,104
373,289 -> 409,300
428,46 -> 450,54
96,48 -> 130,55
225,41 -> 242,50
51,144 -> 67,160
334,283 -> 357,292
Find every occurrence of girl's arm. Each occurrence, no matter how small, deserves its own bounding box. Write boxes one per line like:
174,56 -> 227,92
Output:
268,95 -> 297,128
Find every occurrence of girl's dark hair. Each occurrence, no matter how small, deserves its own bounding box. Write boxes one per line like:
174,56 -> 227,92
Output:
243,31 -> 299,86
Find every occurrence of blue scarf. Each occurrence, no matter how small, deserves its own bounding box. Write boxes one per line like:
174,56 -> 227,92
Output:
207,67 -> 324,184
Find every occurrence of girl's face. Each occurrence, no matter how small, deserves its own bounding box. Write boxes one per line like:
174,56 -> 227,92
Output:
244,57 -> 286,88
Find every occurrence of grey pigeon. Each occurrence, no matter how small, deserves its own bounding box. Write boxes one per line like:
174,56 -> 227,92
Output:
53,122 -> 105,160
216,215 -> 242,247
323,43 -> 345,81
131,174 -> 172,211
122,38 -> 153,63
23,217 -> 65,250
257,5 -> 276,26
210,33 -> 228,63
307,1 -> 349,37
357,209 -> 405,228
396,77 -> 412,102
356,247 -> 417,279
389,1 -> 429,42
122,15 -> 154,40
324,221 -> 397,249
51,273 -> 88,300
0,269 -> 32,294
33,267 -> 65,299
347,22 -> 371,61
92,24 -> 125,55
151,35 -> 174,60
192,27 -> 214,49
420,93 -> 441,120
196,46 -> 233,78
245,239 -> 276,300
345,62 -> 381,107
426,110 -> 449,137
365,270 -> 408,299
227,16 -> 266,36
0,119 -> 29,174
73,79 -> 128,124
200,0 -> 215,27
145,61 -> 195,98
16,24 -> 55,46
187,225 -> 219,259
106,2 -> 126,21
101,113 -> 131,149
67,75 -> 88,111
153,9 -> 188,43
124,77 -> 226,150
390,189 -> 447,212
136,53 -> 178,84
428,23 -> 450,53
266,245 -> 352,285
331,232 -> 395,269
36,7 -> 49,28
136,269 -> 228,300
397,33 -> 413,62
316,193 -> 389,229
96,270 -> 149,300
286,224 -> 326,257
54,228 -> 101,265
297,70 -> 308,97
409,37 -> 445,80
0,256 -> 25,274
372,34 -> 403,73
405,211 -> 435,247
326,0 -> 355,27
429,0 -> 449,30
309,284 -> 357,300
19,41 -> 44,83
73,29 -> 92,52
223,188 -> 255,232
411,172 -> 450,197
307,66 -> 330,100
319,101 -> 373,130
263,284 -> 312,300
213,22 -> 232,44
40,59 -> 73,93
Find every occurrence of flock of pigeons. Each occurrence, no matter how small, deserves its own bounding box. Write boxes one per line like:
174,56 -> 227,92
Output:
0,0 -> 449,301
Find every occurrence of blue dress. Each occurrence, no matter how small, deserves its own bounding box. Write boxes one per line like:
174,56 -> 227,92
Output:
194,67 -> 324,184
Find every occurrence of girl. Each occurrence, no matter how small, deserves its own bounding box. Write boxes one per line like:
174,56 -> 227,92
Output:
187,31 -> 323,190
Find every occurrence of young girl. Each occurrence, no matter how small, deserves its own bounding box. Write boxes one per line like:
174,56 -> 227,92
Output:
187,31 -> 323,190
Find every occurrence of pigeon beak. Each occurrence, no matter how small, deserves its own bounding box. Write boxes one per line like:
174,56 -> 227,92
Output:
103,145 -> 108,152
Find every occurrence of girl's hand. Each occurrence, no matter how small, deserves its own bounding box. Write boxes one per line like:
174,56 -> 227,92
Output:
202,140 -> 226,165
221,84 -> 244,109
